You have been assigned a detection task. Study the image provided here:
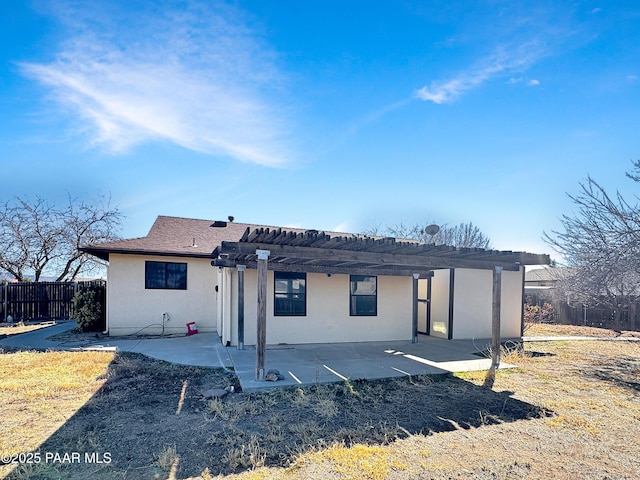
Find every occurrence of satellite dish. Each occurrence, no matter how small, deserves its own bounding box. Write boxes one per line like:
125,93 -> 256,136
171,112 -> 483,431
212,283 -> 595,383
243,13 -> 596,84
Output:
424,224 -> 440,236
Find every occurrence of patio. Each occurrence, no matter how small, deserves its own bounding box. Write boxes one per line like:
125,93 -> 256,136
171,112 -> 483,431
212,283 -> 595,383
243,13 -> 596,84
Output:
227,335 -> 514,392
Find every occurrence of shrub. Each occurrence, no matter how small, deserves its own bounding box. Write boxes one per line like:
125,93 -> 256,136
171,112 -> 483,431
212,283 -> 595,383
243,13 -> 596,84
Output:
71,286 -> 106,332
523,299 -> 555,333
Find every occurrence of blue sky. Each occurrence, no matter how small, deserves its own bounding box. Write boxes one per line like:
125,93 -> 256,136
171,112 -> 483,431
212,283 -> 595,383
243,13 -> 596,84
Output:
2,1 -> 639,261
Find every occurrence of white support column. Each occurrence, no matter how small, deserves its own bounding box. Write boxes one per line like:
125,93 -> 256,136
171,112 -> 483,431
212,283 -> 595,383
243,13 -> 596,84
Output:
412,273 -> 420,343
222,267 -> 232,345
216,268 -> 223,334
237,265 -> 246,350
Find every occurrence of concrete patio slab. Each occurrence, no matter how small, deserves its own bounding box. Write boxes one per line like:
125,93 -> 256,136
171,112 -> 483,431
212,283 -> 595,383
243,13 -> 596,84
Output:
227,336 -> 512,392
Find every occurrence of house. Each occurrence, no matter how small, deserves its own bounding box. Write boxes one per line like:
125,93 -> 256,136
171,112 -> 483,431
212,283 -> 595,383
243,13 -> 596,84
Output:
82,215 -> 550,345
524,266 -> 577,305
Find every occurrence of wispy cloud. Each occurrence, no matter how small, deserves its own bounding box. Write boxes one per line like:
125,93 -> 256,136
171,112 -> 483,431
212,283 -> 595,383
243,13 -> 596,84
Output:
508,77 -> 540,86
21,1 -> 293,167
414,41 -> 547,104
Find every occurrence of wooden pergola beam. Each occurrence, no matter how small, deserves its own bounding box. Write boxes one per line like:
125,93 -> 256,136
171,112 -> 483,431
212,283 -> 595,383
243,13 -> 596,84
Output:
212,259 -> 438,277
219,241 -> 526,271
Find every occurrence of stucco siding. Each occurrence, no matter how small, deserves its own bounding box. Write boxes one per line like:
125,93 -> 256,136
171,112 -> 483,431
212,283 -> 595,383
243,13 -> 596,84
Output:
430,269 -> 451,338
107,254 -> 217,336
451,269 -> 493,339
451,268 -> 523,340
500,269 -> 524,338
227,270 -> 413,346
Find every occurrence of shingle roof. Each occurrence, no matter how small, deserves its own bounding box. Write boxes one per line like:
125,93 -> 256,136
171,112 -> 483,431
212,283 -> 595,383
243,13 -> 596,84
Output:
81,215 -> 354,261
525,267 -> 573,282
81,216 -> 265,260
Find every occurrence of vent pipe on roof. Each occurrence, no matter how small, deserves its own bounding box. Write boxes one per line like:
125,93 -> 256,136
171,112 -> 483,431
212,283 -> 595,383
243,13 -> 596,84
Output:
228,215 -> 235,222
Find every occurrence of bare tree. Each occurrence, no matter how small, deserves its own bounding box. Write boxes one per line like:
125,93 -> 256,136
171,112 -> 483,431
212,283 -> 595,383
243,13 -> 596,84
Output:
0,195 -> 122,281
365,221 -> 492,249
544,162 -> 640,329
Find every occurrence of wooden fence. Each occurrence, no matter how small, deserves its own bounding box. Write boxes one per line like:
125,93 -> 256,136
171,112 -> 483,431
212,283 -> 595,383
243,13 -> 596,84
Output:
0,281 -> 106,322
525,289 -> 640,332
553,301 -> 640,332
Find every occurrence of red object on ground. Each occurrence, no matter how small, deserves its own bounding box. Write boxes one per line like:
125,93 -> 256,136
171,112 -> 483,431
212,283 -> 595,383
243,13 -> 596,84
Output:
186,322 -> 198,335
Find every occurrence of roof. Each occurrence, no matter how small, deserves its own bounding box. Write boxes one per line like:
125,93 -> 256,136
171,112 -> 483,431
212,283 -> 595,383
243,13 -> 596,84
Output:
81,215 -> 351,261
81,216 -> 258,261
525,267 -> 573,283
83,215 -> 551,275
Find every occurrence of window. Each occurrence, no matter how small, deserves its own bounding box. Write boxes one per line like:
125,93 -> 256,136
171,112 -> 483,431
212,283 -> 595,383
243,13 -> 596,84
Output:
350,275 -> 377,316
274,272 -> 306,316
145,261 -> 187,290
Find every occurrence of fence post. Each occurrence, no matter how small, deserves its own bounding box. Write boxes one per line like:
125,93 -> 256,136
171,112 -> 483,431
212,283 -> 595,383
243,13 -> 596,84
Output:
3,282 -> 7,322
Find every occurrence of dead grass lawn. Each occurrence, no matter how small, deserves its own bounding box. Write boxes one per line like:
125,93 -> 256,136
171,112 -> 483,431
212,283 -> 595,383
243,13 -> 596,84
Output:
0,322 -> 56,338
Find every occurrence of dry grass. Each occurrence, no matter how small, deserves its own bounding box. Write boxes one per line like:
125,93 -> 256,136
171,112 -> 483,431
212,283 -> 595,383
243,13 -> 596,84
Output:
1,325 -> 639,479
0,348 -> 114,459
526,322 -> 637,337
0,321 -> 56,337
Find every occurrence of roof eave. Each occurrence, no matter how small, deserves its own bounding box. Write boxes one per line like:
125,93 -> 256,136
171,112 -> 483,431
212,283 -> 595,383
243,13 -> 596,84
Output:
80,246 -> 215,261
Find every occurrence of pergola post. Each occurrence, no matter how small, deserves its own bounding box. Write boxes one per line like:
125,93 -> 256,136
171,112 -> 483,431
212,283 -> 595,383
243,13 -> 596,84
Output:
236,265 -> 246,350
256,249 -> 270,381
412,273 -> 420,343
491,266 -> 503,369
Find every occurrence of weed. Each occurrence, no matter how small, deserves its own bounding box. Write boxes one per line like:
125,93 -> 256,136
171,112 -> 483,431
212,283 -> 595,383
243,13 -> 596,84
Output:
6,462 -> 62,480
207,398 -> 249,423
288,421 -> 322,445
290,387 -> 309,407
341,378 -> 360,396
207,398 -> 226,418
223,436 -> 265,470
311,397 -> 338,419
265,424 -> 285,443
155,444 -> 178,471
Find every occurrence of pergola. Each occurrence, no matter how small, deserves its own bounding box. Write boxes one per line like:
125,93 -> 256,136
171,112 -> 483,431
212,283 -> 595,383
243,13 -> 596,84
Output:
212,227 -> 550,381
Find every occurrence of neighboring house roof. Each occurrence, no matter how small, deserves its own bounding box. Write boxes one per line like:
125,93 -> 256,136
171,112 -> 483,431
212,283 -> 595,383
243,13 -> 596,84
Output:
525,267 -> 575,283
82,215 -> 551,274
526,268 -> 557,283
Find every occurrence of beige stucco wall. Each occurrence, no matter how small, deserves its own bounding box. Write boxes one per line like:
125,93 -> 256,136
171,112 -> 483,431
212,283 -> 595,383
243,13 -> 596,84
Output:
105,255 -> 523,342
224,269 -> 413,346
450,269 -> 492,339
106,254 -> 218,336
451,268 -> 523,339
430,269 -> 451,338
500,269 -> 524,338
417,267 -> 524,340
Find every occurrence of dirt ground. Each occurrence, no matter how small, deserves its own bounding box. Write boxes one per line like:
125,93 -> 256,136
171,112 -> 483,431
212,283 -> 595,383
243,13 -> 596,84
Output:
2,324 -> 639,479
